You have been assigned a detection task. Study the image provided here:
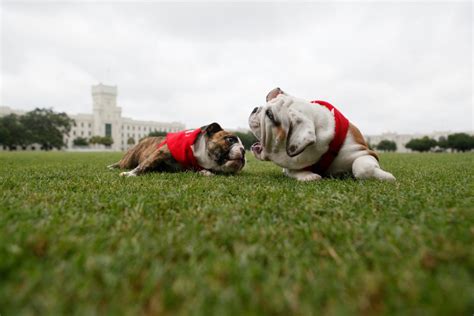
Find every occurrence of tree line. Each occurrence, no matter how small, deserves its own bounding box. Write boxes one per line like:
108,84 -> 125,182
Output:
0,108 -> 116,150
0,108 -> 74,150
374,133 -> 474,152
72,136 -> 114,147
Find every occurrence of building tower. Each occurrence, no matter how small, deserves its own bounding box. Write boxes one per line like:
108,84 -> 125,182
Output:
91,83 -> 122,150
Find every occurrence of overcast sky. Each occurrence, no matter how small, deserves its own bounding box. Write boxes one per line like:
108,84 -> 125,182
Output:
1,1 -> 472,134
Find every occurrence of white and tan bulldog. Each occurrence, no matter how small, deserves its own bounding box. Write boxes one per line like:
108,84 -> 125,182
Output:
248,88 -> 395,182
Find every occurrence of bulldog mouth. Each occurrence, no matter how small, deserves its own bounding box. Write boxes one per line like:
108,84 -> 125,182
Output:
228,157 -> 245,164
225,157 -> 245,171
251,142 -> 263,155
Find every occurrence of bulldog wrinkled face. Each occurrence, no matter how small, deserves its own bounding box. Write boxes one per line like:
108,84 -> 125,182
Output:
248,102 -> 287,161
204,123 -> 246,173
248,88 -> 317,165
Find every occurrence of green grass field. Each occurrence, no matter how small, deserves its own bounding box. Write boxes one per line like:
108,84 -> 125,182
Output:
0,152 -> 473,315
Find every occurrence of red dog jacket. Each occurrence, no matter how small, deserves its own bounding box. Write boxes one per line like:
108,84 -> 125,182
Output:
305,100 -> 349,175
157,128 -> 203,171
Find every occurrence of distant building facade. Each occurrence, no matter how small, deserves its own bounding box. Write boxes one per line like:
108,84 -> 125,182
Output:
0,84 -> 185,151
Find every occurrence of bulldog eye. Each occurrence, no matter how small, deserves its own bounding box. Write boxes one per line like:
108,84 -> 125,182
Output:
266,109 -> 276,123
226,137 -> 237,145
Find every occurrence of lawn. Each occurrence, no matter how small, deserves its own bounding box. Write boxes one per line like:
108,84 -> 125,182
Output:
0,152 -> 473,315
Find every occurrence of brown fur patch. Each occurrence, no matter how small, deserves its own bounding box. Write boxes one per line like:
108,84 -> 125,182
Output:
206,130 -> 238,162
118,137 -> 165,169
210,131 -> 232,147
349,123 -> 379,161
266,87 -> 283,102
275,126 -> 287,142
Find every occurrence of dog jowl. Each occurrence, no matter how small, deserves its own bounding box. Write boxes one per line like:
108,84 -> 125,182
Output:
248,87 -> 396,182
108,122 -> 246,177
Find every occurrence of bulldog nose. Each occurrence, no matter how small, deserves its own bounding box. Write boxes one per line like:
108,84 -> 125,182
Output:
251,107 -> 259,114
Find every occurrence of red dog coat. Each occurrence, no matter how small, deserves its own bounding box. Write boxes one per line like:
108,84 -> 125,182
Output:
305,100 -> 349,175
157,128 -> 203,171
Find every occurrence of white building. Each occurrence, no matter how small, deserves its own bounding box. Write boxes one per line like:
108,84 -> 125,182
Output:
1,83 -> 185,151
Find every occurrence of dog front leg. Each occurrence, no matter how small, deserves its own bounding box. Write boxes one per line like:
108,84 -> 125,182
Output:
283,168 -> 322,182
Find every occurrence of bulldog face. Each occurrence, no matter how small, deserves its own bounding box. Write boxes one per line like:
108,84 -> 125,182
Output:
248,88 -> 317,167
203,123 -> 246,173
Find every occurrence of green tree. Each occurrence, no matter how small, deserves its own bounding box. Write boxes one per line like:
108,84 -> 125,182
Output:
405,136 -> 437,152
0,114 -> 29,150
19,108 -> 74,150
127,137 -> 135,145
101,136 -> 113,147
73,137 -> 89,147
447,133 -> 474,152
89,135 -> 113,147
437,136 -> 449,151
148,131 -> 167,137
234,131 -> 258,150
89,136 -> 103,145
376,140 -> 397,152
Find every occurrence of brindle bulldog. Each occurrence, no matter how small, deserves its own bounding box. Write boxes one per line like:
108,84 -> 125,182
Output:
108,123 -> 245,177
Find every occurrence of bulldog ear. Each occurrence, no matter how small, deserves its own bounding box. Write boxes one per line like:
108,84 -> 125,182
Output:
286,108 -> 316,157
202,122 -> 223,137
266,87 -> 284,102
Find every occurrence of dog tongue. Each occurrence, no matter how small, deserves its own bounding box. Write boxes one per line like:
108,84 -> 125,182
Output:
251,142 -> 263,154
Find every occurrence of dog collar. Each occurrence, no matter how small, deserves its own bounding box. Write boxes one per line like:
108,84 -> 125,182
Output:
158,128 -> 204,171
304,100 -> 349,175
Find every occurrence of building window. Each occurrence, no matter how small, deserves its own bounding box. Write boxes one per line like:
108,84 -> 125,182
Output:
105,123 -> 112,137
89,131 -> 91,136
81,131 -> 84,136
73,131 -> 76,136
89,123 -> 91,128
81,122 -> 84,128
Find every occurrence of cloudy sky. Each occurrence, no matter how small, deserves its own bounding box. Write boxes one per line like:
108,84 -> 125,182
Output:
1,1 -> 472,134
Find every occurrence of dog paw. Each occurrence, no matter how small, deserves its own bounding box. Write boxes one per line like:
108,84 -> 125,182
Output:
381,173 -> 396,182
120,171 -> 136,177
296,172 -> 322,182
199,170 -> 215,177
